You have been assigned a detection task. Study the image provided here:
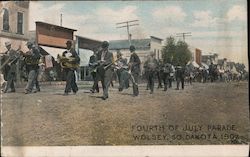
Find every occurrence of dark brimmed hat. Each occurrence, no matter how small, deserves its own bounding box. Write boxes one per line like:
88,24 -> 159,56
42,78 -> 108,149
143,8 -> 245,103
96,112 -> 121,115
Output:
66,40 -> 72,45
101,41 -> 109,48
26,41 -> 33,46
117,50 -> 122,56
129,45 -> 136,52
5,41 -> 11,47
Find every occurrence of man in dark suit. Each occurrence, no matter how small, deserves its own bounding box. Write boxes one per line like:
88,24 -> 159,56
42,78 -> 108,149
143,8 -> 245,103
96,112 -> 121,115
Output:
89,48 -> 99,93
62,40 -> 80,95
2,42 -> 18,93
128,45 -> 141,96
96,41 -> 114,100
24,41 -> 41,94
144,51 -> 158,94
162,62 -> 171,91
175,65 -> 185,90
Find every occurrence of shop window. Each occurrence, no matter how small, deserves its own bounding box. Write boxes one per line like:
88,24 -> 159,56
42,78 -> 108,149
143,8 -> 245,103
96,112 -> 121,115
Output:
2,8 -> 10,31
17,12 -> 23,34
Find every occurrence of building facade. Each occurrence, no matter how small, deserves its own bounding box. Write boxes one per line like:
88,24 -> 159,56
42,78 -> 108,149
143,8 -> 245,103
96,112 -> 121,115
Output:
109,36 -> 163,67
0,1 -> 30,52
75,35 -> 102,81
33,21 -> 77,81
0,1 -> 30,84
201,53 -> 219,65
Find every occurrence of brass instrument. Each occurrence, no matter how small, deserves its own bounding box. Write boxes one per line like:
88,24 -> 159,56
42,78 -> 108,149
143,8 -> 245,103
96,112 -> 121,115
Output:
23,49 -> 41,65
58,55 -> 79,68
0,47 -> 21,70
24,56 -> 40,65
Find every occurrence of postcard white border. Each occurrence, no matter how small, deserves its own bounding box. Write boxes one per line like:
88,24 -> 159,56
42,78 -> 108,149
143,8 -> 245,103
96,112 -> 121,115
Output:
1,145 -> 249,157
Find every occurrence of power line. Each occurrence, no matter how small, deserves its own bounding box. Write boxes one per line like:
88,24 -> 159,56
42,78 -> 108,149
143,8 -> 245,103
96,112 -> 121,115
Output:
176,32 -> 192,42
116,20 -> 139,46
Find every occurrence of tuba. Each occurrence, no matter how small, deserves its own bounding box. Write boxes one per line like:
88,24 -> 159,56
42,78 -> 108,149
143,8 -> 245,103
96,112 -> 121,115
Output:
57,55 -> 79,68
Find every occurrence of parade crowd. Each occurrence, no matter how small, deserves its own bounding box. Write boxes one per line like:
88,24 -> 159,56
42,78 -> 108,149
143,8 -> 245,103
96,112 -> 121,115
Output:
0,40 -> 248,100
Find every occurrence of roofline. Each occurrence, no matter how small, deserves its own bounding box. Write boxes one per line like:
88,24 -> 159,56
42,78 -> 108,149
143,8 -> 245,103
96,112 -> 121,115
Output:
35,21 -> 77,32
75,35 -> 103,43
109,38 -> 151,42
202,53 -> 218,56
150,36 -> 163,41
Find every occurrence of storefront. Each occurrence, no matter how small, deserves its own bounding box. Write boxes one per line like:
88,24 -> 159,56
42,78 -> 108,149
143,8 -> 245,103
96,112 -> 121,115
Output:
75,35 -> 102,81
35,21 -> 77,81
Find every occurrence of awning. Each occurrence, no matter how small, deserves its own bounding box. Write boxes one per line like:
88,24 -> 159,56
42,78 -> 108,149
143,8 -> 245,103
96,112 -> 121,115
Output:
201,62 -> 209,69
79,48 -> 93,66
39,46 -> 65,61
192,61 -> 200,68
40,46 -> 95,67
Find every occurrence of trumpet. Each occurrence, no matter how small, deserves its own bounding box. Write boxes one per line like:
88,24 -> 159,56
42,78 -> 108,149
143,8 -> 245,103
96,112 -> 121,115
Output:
57,55 -> 79,69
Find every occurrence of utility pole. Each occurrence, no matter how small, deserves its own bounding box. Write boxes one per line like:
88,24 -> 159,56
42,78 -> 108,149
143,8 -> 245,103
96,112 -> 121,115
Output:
60,13 -> 62,26
116,20 -> 139,46
176,32 -> 192,42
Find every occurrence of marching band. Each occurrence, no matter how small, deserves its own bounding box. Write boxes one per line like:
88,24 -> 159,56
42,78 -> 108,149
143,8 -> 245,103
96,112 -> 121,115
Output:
0,40 -> 247,99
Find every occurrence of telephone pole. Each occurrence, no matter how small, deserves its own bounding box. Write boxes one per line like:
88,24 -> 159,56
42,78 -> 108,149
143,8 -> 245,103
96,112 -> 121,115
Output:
60,14 -> 62,26
176,32 -> 192,42
116,20 -> 139,46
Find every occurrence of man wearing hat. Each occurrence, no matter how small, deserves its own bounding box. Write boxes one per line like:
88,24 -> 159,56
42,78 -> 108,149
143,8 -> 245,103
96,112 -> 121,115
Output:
89,47 -> 99,93
62,40 -> 80,95
23,41 -> 41,94
144,51 -> 158,94
2,41 -> 18,93
116,50 -> 129,91
128,45 -> 141,96
162,62 -> 172,91
96,41 -> 114,100
175,65 -> 185,90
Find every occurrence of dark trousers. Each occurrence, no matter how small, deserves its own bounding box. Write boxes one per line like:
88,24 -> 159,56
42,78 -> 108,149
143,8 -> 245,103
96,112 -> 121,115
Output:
132,72 -> 139,84
131,72 -> 139,96
168,77 -> 173,88
4,71 -> 15,92
119,69 -> 130,89
99,68 -> 113,98
117,70 -> 123,89
91,72 -> 99,92
162,72 -> 169,91
64,69 -> 78,93
157,71 -> 162,88
34,70 -> 40,91
144,71 -> 149,90
177,77 -> 184,89
148,71 -> 155,93
25,69 -> 38,92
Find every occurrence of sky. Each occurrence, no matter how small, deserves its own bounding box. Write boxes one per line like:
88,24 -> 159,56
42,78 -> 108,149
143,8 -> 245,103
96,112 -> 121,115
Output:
29,0 -> 248,67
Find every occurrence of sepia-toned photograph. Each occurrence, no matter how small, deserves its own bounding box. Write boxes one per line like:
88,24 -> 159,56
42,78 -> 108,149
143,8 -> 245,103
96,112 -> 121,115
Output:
0,0 -> 249,156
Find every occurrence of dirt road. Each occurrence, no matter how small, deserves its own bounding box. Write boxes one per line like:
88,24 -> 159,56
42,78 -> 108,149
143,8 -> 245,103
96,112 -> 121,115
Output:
1,81 -> 249,145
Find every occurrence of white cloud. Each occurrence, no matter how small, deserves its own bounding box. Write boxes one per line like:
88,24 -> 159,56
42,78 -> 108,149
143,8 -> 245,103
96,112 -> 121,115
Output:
77,6 -> 139,40
152,6 -> 186,22
191,10 -> 219,27
226,5 -> 247,22
29,2 -> 139,40
192,30 -> 247,39
29,2 -> 66,30
95,6 -> 138,24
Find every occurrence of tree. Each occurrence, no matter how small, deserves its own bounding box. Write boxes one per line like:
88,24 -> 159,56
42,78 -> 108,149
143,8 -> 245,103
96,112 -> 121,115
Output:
161,36 -> 192,66
174,40 -> 192,66
161,36 -> 175,63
